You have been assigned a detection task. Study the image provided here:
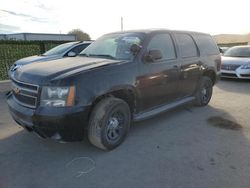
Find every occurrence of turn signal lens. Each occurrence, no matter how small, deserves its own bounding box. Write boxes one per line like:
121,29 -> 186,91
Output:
66,86 -> 75,106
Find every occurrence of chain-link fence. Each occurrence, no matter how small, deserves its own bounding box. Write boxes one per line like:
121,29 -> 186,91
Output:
0,40 -> 69,80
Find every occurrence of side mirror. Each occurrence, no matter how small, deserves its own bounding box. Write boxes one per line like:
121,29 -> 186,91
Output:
67,51 -> 77,57
130,44 -> 142,55
145,50 -> 162,62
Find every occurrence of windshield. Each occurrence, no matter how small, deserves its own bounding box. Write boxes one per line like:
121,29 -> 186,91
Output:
80,33 -> 145,60
43,42 -> 77,56
224,46 -> 250,57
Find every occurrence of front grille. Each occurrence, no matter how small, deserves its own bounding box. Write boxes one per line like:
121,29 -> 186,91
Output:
221,73 -> 238,77
11,79 -> 39,108
221,64 -> 241,71
240,74 -> 250,77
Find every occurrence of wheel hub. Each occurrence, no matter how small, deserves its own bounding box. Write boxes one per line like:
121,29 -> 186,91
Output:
109,117 -> 119,129
107,117 -> 121,141
202,88 -> 207,95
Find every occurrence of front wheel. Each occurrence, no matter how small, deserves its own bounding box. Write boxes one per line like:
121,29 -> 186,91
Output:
194,76 -> 213,106
88,97 -> 131,150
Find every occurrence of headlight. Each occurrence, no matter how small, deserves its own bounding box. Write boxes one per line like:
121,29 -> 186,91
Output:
40,86 -> 75,107
10,64 -> 22,72
241,63 -> 250,69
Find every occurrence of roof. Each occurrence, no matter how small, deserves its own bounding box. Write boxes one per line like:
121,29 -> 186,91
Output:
78,40 -> 94,44
61,41 -> 93,46
107,29 -> 209,36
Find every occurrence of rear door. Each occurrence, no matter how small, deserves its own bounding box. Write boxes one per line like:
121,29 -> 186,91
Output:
174,33 -> 201,97
137,32 -> 180,111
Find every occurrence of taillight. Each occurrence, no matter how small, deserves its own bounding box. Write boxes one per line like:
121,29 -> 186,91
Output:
215,56 -> 221,71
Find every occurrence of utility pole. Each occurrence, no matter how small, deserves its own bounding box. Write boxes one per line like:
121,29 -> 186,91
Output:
121,17 -> 123,31
59,30 -> 61,40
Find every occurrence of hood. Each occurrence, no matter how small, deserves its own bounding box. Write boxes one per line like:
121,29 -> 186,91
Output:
13,57 -> 126,84
222,56 -> 250,65
15,55 -> 61,65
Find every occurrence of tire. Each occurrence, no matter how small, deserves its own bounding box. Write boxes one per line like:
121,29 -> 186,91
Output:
194,76 -> 213,106
88,97 -> 131,150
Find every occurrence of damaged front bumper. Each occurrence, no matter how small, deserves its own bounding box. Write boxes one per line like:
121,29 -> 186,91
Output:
7,92 -> 90,142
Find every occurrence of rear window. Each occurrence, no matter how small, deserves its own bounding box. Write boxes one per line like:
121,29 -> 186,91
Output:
175,34 -> 198,58
193,35 -> 219,55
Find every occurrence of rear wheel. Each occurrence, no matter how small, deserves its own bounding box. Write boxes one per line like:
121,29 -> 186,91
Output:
88,97 -> 131,150
194,76 -> 213,106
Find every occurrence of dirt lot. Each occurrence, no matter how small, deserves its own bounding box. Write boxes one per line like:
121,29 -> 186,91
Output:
0,79 -> 250,188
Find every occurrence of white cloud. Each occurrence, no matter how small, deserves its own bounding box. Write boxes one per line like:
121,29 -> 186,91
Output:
0,0 -> 250,39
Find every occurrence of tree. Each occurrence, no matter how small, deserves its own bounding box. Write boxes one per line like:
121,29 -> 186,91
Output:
68,29 -> 91,41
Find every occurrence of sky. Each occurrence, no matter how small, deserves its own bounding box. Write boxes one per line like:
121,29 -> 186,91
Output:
0,0 -> 250,39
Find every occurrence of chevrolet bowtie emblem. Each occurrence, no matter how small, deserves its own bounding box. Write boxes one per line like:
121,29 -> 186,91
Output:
13,87 -> 21,94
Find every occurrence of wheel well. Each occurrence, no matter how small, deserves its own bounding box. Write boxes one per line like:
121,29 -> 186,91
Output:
203,70 -> 216,85
88,89 -> 136,119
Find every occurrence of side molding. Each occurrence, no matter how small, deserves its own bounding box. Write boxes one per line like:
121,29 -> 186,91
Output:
133,96 -> 195,121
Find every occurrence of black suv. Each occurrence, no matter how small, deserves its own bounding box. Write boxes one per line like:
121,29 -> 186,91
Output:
7,29 -> 221,150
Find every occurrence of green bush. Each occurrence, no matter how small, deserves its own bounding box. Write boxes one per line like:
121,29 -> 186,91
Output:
0,40 -> 68,80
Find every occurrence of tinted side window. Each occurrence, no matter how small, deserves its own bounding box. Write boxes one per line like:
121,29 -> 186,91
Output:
147,34 -> 176,60
71,44 -> 89,54
176,34 -> 198,58
193,35 -> 219,55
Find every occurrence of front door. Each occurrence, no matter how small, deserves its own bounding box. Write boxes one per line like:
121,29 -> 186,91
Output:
136,32 -> 180,111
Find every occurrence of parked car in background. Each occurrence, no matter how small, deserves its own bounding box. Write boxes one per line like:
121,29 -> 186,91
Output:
219,46 -> 229,54
221,46 -> 250,79
7,29 -> 220,150
9,41 -> 92,74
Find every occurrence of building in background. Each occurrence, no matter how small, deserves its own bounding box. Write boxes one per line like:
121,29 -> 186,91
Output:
0,34 -> 6,40
0,33 -> 77,41
213,34 -> 250,46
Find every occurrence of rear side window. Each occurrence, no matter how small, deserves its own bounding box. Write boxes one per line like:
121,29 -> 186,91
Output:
71,44 -> 89,54
147,33 -> 176,60
193,35 -> 219,55
175,34 -> 198,58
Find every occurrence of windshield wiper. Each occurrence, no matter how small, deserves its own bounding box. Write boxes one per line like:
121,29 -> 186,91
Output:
83,54 -> 116,59
79,53 -> 116,59
94,54 -> 116,59
79,53 -> 88,57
